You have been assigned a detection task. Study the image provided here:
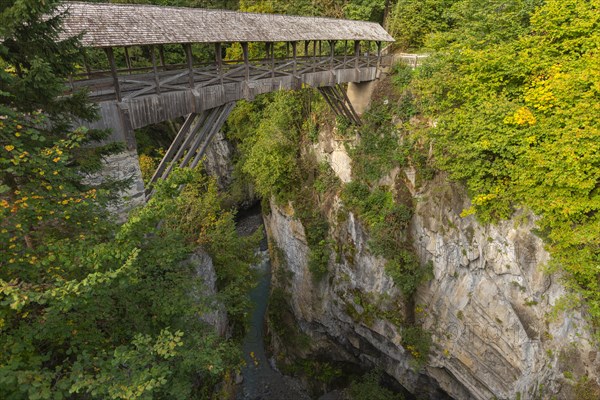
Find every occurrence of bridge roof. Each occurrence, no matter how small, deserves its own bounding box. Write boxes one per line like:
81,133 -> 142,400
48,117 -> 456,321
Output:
57,2 -> 395,48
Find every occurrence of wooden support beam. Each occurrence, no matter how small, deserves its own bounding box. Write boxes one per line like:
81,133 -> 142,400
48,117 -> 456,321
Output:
104,47 -> 121,102
313,40 -> 317,72
82,50 -> 92,79
191,102 -> 236,169
344,40 -> 348,65
286,42 -> 290,58
304,40 -> 309,57
376,41 -> 382,71
339,84 -> 362,125
319,40 -> 322,56
354,40 -> 361,70
147,113 -> 198,189
329,41 -> 336,83
124,47 -> 132,74
329,40 -> 335,66
328,86 -> 350,122
242,42 -> 249,82
184,43 -> 194,88
160,111 -> 209,181
292,41 -> 298,77
320,87 -> 343,118
215,42 -> 223,85
179,107 -> 222,169
270,42 -> 275,79
334,84 -> 360,125
159,45 -> 166,69
150,45 -> 161,95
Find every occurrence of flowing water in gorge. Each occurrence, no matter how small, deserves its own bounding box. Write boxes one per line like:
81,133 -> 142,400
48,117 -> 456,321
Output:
236,207 -> 311,400
235,206 -> 410,400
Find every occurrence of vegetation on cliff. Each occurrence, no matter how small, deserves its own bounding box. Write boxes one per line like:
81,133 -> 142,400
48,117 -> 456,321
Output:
399,0 -> 600,339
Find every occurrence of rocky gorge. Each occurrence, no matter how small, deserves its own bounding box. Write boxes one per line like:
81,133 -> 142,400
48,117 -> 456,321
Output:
198,69 -> 600,399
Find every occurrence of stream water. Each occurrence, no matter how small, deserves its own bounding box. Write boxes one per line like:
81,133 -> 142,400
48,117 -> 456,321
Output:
234,207 -> 399,400
236,208 -> 311,400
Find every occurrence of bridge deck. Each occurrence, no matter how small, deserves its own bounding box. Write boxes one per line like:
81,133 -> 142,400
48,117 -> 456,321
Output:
69,55 -> 381,104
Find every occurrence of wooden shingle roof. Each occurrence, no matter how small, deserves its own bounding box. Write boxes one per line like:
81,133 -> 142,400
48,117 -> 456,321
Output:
57,2 -> 395,48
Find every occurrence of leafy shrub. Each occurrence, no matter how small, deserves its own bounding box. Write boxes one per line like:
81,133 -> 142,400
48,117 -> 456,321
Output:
385,254 -> 432,297
401,326 -> 432,367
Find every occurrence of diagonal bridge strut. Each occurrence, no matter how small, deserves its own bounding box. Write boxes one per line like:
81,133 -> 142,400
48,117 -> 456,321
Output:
145,102 -> 237,200
318,84 -> 362,126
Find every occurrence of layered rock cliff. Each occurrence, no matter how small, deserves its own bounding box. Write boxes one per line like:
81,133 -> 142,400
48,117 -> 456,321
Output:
263,131 -> 600,399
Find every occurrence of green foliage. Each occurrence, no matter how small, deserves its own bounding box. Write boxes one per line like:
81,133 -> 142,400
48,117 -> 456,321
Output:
172,169 -> 261,332
400,326 -> 431,367
343,0 -> 387,22
385,255 -> 432,297
0,2 -> 260,397
296,193 -> 332,281
0,166 -> 248,399
348,66 -> 425,186
314,161 -> 341,194
387,0 -> 455,50
233,92 -> 304,200
390,62 -> 414,91
285,359 -> 343,386
350,102 -> 407,183
412,0 -> 600,335
574,375 -> 600,400
226,90 -> 336,281
348,370 -> 404,400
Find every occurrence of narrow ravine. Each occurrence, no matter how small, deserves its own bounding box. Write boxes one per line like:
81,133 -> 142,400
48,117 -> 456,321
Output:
235,207 -> 310,400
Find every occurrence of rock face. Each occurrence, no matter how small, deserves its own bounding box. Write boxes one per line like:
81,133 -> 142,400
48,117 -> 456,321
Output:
412,175 -> 599,399
264,158 -> 600,399
204,131 -> 235,190
188,248 -> 228,336
83,149 -> 145,221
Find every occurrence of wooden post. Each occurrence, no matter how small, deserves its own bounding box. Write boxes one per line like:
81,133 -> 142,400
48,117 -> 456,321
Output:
376,41 -> 382,70
242,42 -> 249,82
330,40 -> 335,65
215,42 -> 223,85
104,47 -> 121,102
312,40 -> 317,72
150,45 -> 161,95
270,42 -> 275,79
82,50 -> 92,80
354,40 -> 360,70
304,40 -> 309,57
344,40 -> 348,66
286,42 -> 290,58
330,41 -> 336,82
159,45 -> 166,70
184,43 -> 194,88
292,41 -> 297,76
319,40 -> 322,56
124,47 -> 132,74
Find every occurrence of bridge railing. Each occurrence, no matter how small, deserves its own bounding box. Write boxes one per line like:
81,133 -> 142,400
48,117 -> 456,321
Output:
67,55 -> 381,103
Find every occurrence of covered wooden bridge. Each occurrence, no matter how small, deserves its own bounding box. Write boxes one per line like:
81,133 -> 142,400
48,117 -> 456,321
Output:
59,2 -> 394,198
